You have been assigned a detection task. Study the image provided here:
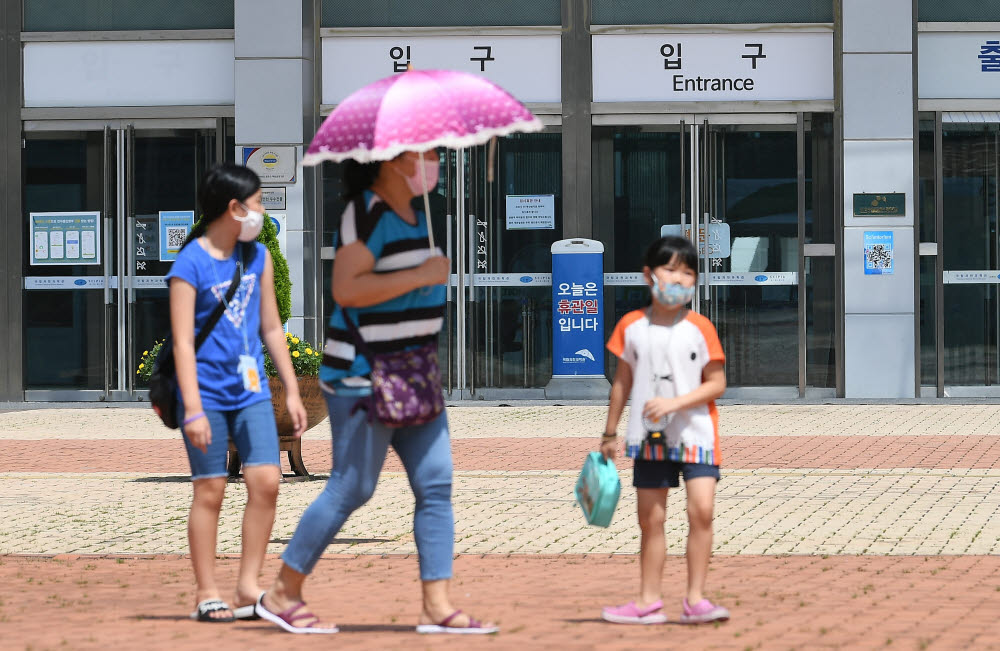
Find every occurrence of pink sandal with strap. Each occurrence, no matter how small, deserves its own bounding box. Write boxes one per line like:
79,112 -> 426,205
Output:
255,593 -> 339,634
416,609 -> 500,635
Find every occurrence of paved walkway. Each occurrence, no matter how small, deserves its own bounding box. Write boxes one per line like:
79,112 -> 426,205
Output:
1,404 -> 999,649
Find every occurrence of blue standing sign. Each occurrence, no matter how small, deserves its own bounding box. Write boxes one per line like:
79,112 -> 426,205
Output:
551,239 -> 605,377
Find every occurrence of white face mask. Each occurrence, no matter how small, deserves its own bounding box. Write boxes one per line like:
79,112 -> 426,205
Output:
234,204 -> 263,242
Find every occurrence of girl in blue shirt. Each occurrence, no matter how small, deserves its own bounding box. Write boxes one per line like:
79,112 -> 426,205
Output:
167,163 -> 306,623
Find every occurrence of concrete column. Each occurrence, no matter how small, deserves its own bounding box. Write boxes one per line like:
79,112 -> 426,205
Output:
561,0 -> 592,239
234,0 -> 321,343
0,1 -> 24,402
840,0 -> 916,397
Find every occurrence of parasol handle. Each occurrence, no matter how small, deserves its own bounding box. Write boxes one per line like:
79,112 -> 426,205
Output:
418,150 -> 435,252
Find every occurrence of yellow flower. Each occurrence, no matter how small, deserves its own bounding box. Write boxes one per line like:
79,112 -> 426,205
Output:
138,363 -> 144,370
292,337 -> 300,344
136,369 -> 141,374
143,350 -> 148,356
286,344 -> 290,349
314,351 -> 320,356
292,351 -> 300,358
305,348 -> 313,355
285,332 -> 292,339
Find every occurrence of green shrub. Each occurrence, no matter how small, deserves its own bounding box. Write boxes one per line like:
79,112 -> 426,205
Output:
259,214 -> 292,324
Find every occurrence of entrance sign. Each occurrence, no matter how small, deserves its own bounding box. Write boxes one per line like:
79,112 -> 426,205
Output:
863,231 -> 894,275
918,32 -> 1000,98
322,35 -> 561,104
593,32 -> 833,102
506,194 -> 555,230
241,146 -> 297,184
551,239 -> 605,377
30,212 -> 100,266
158,210 -> 195,262
853,193 -> 906,217
660,223 -> 731,258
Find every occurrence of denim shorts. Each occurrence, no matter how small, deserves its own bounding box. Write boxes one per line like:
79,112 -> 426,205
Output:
633,459 -> 721,489
179,398 -> 280,480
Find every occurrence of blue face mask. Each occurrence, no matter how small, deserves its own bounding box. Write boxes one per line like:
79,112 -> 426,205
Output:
651,275 -> 695,306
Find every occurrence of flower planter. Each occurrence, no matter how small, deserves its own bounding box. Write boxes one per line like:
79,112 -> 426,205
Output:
227,375 -> 327,477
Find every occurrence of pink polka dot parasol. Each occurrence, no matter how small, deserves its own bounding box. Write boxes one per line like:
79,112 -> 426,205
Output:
302,68 -> 543,165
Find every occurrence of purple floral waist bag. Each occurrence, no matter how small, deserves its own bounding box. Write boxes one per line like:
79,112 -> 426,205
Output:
342,311 -> 444,428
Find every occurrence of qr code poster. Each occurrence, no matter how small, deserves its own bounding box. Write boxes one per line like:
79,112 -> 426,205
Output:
159,210 -> 195,262
863,231 -> 894,275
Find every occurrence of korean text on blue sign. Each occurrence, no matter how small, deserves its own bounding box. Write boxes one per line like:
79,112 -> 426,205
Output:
981,40 -> 1000,72
863,231 -> 894,275
552,253 -> 604,376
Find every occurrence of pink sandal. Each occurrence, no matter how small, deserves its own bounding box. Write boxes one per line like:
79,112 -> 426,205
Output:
416,609 -> 499,635
255,593 -> 339,634
602,600 -> 668,624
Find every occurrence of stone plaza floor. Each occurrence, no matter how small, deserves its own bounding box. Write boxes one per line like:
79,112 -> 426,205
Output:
1,404 -> 998,649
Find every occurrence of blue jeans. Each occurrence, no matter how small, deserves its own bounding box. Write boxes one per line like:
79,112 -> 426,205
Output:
179,398 -> 280,480
282,393 -> 454,580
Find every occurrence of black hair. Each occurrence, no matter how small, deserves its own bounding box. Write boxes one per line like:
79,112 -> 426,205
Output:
182,163 -> 261,248
341,160 -> 383,200
643,235 -> 699,277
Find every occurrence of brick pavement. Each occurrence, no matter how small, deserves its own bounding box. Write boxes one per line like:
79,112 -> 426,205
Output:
2,555 -> 999,650
2,404 -> 999,648
3,434 -> 1000,474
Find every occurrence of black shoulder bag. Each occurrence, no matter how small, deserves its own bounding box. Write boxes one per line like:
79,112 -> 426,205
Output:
149,242 -> 254,429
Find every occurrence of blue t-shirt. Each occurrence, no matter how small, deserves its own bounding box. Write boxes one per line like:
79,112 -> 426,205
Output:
320,191 -> 446,386
165,239 -> 270,411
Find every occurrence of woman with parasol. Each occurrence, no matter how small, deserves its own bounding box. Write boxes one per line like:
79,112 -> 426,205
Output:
256,68 -> 541,635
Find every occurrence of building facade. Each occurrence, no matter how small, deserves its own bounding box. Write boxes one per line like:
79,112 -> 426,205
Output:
1,1 -> 998,402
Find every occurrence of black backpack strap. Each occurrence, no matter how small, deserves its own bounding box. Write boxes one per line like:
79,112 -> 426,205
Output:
193,241 -> 254,352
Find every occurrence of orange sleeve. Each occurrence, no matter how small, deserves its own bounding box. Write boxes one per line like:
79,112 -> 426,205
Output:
606,310 -> 644,360
688,312 -> 726,363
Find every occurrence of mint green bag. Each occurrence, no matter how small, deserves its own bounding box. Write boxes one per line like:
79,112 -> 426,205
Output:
574,452 -> 622,528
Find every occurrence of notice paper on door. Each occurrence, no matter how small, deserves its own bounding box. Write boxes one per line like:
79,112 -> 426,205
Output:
29,212 -> 101,266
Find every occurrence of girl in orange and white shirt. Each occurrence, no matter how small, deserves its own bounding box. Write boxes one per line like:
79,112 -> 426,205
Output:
600,235 -> 730,626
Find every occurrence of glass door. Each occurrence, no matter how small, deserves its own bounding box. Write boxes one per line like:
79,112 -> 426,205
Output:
442,131 -> 563,398
937,120 -> 1000,390
596,114 -> 837,395
693,120 -> 800,387
23,123 -> 220,399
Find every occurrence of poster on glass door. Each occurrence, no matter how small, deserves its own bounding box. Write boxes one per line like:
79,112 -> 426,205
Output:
30,212 -> 100,266
506,194 -> 555,230
159,210 -> 195,262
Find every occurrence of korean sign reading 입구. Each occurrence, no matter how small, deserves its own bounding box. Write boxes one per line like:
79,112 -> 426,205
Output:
30,212 -> 100,266
592,32 -> 833,102
506,195 -> 555,230
322,35 -> 561,105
